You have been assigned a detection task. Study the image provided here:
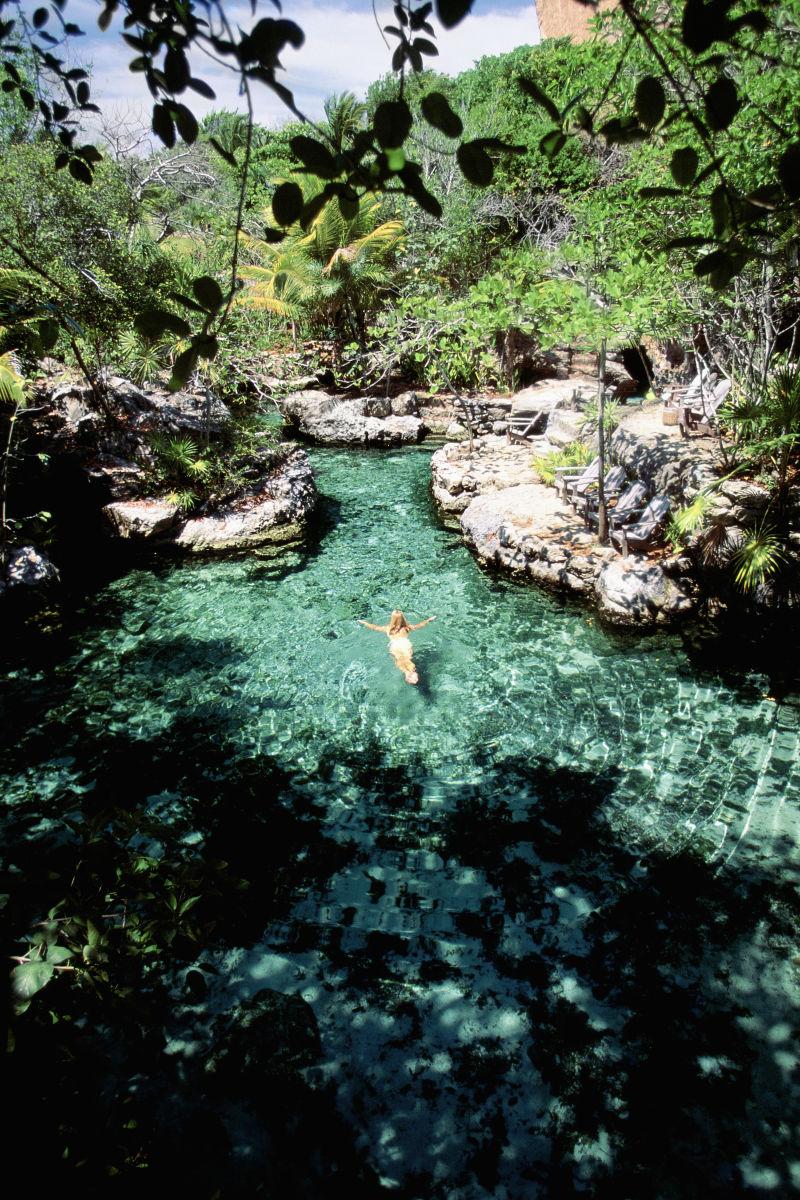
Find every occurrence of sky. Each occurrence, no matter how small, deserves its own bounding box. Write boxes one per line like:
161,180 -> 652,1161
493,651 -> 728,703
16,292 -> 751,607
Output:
41,0 -> 539,129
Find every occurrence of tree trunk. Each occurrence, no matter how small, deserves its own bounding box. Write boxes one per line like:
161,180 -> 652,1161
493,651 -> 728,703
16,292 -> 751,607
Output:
597,337 -> 608,544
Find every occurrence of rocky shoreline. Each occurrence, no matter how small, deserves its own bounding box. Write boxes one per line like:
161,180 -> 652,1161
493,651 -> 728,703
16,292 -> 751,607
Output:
1,371 -> 321,600
429,397 -> 771,628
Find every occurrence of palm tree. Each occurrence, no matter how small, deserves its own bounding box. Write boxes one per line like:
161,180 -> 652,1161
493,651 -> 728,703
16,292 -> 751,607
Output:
240,190 -> 404,350
321,92 -> 367,153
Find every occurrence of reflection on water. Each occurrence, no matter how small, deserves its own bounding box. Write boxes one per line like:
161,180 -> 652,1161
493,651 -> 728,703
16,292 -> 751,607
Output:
2,446 -> 799,1196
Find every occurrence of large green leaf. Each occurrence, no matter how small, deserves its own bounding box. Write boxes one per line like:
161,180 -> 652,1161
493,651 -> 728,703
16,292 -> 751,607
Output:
12,960 -> 55,1000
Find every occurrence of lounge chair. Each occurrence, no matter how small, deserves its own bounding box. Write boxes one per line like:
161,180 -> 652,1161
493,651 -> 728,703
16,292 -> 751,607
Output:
584,480 -> 649,529
577,464 -> 627,510
554,457 -> 599,503
610,495 -> 672,556
679,377 -> 731,437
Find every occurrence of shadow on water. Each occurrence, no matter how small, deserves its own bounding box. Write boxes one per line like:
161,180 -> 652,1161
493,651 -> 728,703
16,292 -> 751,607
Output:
2,688 -> 799,1196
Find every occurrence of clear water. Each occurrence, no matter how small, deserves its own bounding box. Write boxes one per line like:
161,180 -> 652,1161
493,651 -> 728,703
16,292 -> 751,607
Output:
3,446 -> 800,1196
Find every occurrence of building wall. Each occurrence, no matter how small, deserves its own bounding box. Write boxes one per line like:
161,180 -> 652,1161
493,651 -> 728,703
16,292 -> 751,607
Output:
535,0 -> 618,42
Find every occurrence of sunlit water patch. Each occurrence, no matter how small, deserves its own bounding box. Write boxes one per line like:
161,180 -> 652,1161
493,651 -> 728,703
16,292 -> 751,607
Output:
2,447 -> 799,1196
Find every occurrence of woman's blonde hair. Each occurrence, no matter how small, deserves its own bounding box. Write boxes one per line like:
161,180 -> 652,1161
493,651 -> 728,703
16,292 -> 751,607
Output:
388,610 -> 408,634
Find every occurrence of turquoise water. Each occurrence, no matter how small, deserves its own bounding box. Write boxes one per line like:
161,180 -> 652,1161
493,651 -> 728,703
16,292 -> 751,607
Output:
3,446 -> 800,1196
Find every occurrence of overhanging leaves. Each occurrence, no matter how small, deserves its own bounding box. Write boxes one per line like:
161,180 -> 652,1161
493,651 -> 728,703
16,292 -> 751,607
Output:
374,99 -> 412,149
635,76 -> 666,128
272,181 -> 304,226
518,76 -> 560,123
457,140 -> 493,186
704,76 -> 738,131
436,0 -> 474,29
135,309 -> 192,339
192,276 -> 224,312
671,146 -> 699,186
290,135 -> 338,179
421,91 -> 462,138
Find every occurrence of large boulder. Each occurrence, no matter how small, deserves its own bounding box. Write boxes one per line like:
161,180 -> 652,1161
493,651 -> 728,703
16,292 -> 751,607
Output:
104,498 -> 181,540
280,389 -> 341,425
114,377 -> 232,437
611,410 -> 717,503
173,447 -> 317,552
86,455 -> 146,501
544,408 -> 587,449
594,557 -> 695,625
284,395 -> 423,446
4,545 -> 60,589
390,391 -> 421,417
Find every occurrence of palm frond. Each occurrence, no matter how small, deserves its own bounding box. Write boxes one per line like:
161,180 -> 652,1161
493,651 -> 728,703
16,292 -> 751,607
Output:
731,520 -> 786,593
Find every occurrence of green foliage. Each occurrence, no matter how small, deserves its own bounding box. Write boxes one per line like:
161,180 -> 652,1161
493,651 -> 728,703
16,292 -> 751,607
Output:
532,441 -> 593,486
582,397 -> 622,440
241,189 -> 404,349
730,358 -> 800,493
731,520 -> 787,593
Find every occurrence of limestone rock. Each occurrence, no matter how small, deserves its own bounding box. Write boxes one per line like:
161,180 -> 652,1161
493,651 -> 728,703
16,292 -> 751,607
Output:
86,456 -> 145,501
391,391 -> 421,417
105,376 -> 231,437
717,479 -> 771,509
285,395 -> 423,446
104,498 -> 181,540
594,557 -> 694,625
431,436 -> 541,515
4,545 -> 60,589
612,412 -> 717,503
363,396 -> 392,418
280,389 -> 340,425
460,483 -> 615,596
544,408 -> 587,449
173,448 -> 317,552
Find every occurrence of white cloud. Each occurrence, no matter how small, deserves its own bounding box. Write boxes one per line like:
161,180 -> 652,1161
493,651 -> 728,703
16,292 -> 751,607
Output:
62,1 -> 538,128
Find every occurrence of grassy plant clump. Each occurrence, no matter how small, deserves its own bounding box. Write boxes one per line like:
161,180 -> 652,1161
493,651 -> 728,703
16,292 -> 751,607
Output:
532,441 -> 593,487
145,419 -> 280,514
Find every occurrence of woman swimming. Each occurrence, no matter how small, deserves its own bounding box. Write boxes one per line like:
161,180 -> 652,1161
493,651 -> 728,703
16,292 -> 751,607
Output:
358,609 -> 437,685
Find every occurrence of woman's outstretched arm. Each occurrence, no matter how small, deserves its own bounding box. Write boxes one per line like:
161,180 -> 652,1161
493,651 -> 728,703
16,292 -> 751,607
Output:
407,616 -> 437,631
358,620 -> 388,632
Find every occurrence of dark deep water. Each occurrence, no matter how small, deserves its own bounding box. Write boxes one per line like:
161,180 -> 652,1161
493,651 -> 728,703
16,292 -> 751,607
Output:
2,446 -> 799,1197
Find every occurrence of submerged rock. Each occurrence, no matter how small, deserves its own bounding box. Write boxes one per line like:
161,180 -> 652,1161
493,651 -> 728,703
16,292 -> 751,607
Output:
205,988 -> 321,1088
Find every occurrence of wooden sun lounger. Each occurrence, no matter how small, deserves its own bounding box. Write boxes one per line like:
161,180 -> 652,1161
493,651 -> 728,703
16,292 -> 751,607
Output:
610,495 -> 672,556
